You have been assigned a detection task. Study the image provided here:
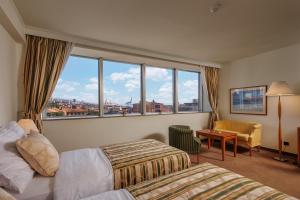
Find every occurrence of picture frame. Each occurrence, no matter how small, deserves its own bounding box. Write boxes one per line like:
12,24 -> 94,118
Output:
230,85 -> 267,115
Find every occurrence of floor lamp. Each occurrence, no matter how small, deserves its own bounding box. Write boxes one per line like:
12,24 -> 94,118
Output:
266,81 -> 294,162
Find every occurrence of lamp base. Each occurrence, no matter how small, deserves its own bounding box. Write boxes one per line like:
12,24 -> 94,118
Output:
273,156 -> 288,162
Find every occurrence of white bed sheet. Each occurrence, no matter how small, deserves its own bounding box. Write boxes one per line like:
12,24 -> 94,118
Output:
11,175 -> 54,200
54,148 -> 113,200
81,189 -> 134,200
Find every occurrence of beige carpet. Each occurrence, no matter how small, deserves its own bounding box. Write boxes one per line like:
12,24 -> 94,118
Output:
189,144 -> 300,198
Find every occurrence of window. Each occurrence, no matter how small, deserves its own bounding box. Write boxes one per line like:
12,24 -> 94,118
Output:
44,56 -> 99,119
43,51 -> 212,120
103,60 -> 141,115
178,70 -> 199,112
145,66 -> 173,113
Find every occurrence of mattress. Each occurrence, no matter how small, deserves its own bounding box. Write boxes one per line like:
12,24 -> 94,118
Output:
102,139 -> 191,189
11,175 -> 54,200
54,139 -> 191,200
82,163 -> 296,200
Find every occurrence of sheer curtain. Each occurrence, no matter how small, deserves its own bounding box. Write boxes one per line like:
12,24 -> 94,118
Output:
23,35 -> 73,132
201,66 -> 220,129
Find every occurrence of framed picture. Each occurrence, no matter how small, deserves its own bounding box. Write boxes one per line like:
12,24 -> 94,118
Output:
230,85 -> 267,115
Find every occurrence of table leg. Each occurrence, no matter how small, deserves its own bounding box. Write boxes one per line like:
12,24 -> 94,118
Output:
233,137 -> 237,157
208,137 -> 211,149
222,138 -> 225,161
197,141 -> 200,164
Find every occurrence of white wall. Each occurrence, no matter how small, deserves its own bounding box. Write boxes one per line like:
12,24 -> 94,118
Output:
219,43 -> 300,154
44,113 -> 209,152
0,24 -> 22,126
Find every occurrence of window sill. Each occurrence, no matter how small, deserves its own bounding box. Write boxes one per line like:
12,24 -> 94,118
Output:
42,115 -> 99,121
102,113 -> 142,118
42,111 -> 211,121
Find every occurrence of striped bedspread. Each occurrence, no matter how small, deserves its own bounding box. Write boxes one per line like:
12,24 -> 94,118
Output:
127,163 -> 296,200
102,139 -> 191,189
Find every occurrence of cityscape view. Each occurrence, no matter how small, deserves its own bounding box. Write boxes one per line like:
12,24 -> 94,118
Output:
45,97 -> 198,118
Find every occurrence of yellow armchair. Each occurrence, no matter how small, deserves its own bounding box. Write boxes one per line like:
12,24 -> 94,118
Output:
214,120 -> 262,156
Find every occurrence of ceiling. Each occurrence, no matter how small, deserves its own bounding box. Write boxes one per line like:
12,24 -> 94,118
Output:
13,0 -> 300,63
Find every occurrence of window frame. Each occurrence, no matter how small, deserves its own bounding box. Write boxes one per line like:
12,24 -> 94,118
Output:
102,58 -> 143,117
43,54 -> 209,121
144,65 -> 174,115
176,69 -> 202,113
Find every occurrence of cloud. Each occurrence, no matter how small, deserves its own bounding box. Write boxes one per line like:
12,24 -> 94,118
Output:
110,67 -> 140,83
104,89 -> 119,96
85,77 -> 98,90
125,79 -> 140,92
146,68 -> 171,81
147,82 -> 173,104
110,67 -> 140,92
177,80 -> 198,102
159,82 -> 172,95
56,79 -> 80,92
183,80 -> 198,90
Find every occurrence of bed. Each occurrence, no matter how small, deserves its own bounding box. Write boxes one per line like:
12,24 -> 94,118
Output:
53,139 -> 191,200
4,138 -> 190,200
11,175 -> 54,200
81,163 -> 297,200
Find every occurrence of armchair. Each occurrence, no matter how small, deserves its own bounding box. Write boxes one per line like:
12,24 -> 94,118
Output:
214,120 -> 262,156
169,125 -> 201,154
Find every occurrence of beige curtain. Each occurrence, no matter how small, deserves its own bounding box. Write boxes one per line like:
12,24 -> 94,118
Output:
23,35 -> 73,132
201,66 -> 220,129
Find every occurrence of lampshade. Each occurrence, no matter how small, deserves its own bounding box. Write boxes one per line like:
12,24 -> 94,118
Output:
266,81 -> 294,96
18,119 -> 39,134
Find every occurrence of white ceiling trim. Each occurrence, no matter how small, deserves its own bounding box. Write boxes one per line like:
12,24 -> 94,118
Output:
25,25 -> 221,68
0,0 -> 25,43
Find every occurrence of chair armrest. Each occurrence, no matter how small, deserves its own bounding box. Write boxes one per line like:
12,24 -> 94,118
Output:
249,124 -> 262,146
213,120 -> 224,129
193,136 -> 201,144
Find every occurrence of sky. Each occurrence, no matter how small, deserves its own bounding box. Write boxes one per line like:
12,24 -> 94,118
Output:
52,56 -> 200,105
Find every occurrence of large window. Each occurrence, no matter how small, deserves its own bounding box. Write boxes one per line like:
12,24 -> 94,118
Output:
145,66 -> 173,113
44,56 -> 99,119
43,53 -> 211,120
103,60 -> 141,115
178,70 -> 199,112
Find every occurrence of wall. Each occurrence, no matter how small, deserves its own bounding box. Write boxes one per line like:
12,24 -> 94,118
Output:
44,113 -> 209,152
0,24 -> 22,126
219,43 -> 300,154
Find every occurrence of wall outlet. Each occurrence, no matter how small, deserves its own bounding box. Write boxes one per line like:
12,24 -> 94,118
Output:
283,141 -> 290,146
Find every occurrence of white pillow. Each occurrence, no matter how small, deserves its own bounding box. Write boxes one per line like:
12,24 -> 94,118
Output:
0,122 -> 35,193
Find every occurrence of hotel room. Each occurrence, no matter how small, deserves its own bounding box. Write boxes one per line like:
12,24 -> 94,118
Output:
0,0 -> 299,199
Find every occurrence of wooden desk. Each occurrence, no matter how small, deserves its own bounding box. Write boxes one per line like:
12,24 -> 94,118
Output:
196,129 -> 237,162
297,127 -> 300,166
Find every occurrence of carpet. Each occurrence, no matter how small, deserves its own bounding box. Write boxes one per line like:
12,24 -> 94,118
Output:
189,143 -> 300,198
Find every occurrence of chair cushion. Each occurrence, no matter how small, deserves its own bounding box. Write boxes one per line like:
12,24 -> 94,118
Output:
214,120 -> 254,135
236,133 -> 249,142
215,129 -> 249,142
16,133 -> 59,177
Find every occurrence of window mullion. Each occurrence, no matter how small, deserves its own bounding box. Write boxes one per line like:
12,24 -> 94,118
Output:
198,72 -> 202,112
99,58 -> 104,117
141,64 -> 146,115
173,68 -> 178,113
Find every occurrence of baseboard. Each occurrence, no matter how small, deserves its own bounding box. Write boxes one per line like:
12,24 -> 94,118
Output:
260,146 -> 297,158
200,139 -> 297,158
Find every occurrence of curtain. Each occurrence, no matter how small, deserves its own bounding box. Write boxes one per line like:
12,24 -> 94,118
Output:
201,66 -> 220,129
23,35 -> 73,132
